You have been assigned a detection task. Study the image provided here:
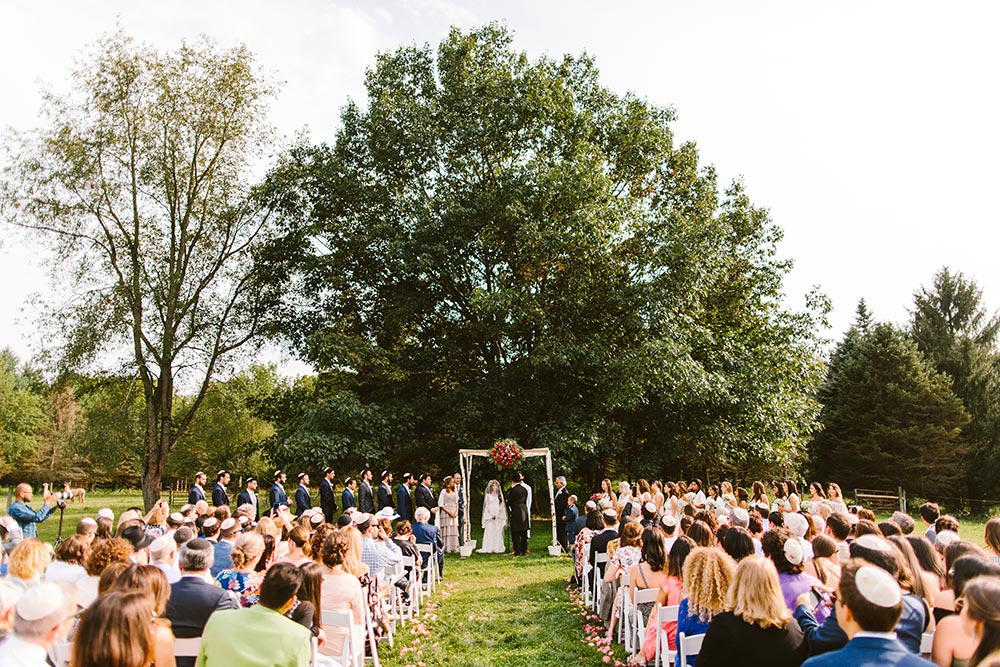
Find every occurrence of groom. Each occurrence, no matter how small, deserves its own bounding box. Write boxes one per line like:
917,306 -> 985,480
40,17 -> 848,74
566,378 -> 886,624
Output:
507,471 -> 530,556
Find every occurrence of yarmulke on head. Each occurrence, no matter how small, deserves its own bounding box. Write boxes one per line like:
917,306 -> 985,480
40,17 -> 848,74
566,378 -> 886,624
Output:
783,536 -> 804,565
16,582 -> 64,621
855,565 -> 902,607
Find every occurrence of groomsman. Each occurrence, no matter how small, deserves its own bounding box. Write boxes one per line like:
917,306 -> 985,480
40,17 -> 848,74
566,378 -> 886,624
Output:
294,473 -> 311,517
377,471 -> 394,510
212,471 -> 230,508
453,472 -> 465,545
341,477 -> 358,511
188,472 -> 207,505
237,477 -> 259,522
396,473 -> 414,521
554,476 -> 569,550
269,470 -> 288,510
415,474 -> 437,516
358,469 -> 376,514
319,467 -> 337,523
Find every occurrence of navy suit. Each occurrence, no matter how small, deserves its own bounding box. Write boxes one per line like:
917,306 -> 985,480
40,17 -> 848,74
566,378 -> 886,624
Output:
319,478 -> 337,523
210,541 -> 234,577
796,593 -> 927,656
377,482 -> 394,510
188,485 -> 206,505
803,635 -> 935,667
236,489 -> 259,522
295,485 -> 311,516
165,574 -> 240,667
212,483 -> 229,508
397,485 -> 413,522
412,520 -> 444,576
342,487 -> 357,511
269,482 -> 287,509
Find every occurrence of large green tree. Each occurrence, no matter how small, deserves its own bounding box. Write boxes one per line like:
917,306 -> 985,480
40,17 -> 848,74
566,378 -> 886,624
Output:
2,33 -> 281,508
261,25 -> 826,482
0,349 -> 50,477
812,305 -> 970,497
911,267 -> 1000,493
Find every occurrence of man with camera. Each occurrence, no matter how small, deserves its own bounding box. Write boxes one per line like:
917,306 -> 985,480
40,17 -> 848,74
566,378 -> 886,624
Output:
7,483 -> 58,541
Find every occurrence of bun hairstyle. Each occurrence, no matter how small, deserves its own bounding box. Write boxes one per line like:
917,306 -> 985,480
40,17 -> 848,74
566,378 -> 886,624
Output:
229,532 -> 265,569
320,531 -> 351,568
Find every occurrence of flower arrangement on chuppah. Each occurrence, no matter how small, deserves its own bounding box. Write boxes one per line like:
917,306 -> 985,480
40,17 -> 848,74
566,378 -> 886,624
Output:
489,438 -> 523,468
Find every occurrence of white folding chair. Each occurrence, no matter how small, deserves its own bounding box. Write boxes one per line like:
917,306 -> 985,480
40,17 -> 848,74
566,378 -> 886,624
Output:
582,560 -> 594,608
416,543 -> 437,593
618,570 -> 632,646
653,604 -> 679,667
364,604 -> 381,667
321,609 -> 364,667
630,587 -> 659,655
173,637 -> 202,658
50,640 -> 73,667
677,632 -> 704,667
592,553 -> 609,612
921,631 -> 935,657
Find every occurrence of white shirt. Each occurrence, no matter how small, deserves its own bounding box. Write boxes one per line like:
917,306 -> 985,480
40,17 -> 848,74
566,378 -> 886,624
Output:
0,635 -> 50,667
663,535 -> 677,555
691,490 -> 706,508
44,560 -> 87,584
854,631 -> 898,640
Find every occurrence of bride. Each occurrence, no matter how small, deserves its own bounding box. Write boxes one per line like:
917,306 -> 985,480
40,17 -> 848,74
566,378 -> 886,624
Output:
479,479 -> 507,553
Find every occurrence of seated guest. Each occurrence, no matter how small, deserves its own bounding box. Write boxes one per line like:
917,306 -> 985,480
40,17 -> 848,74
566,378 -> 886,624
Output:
722,526 -> 756,563
78,537 -> 134,607
804,534 -> 842,593
697,556 -> 808,667
210,518 -> 240,577
110,565 -> 176,667
44,534 -> 90,584
74,589 -> 153,667
2,582 -> 75,665
412,507 -> 444,578
76,517 -> 98,545
676,547 -> 735,666
574,510 -> 602,583
959,576 -> 1000,666
589,509 -> 620,577
288,561 -> 323,638
985,518 -> 1000,564
149,535 -> 181,584
196,563 -> 313,667
6,538 -> 51,591
0,581 -> 23,641
930,555 -> 1000,667
933,541 -> 987,623
763,527 -> 827,622
165,539 -> 239,667
215,532 -> 266,607
641,536 -> 695,661
357,512 -> 402,575
802,559 -> 934,667
627,528 -> 668,639
275,525 -> 312,566
317,531 -> 365,658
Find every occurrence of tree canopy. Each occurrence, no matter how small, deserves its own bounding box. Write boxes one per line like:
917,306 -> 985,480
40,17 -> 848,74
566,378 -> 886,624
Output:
260,25 -> 827,483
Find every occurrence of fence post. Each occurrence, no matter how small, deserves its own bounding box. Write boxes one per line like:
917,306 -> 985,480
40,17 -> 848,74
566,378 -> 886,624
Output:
898,487 -> 906,514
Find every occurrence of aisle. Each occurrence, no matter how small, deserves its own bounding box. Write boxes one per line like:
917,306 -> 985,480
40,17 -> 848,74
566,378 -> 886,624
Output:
381,525 -> 625,667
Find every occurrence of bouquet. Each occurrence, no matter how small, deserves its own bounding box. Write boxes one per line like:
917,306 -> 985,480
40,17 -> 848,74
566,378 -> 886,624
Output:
489,438 -> 523,468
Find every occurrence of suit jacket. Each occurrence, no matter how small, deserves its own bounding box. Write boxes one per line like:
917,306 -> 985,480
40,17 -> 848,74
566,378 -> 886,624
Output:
412,521 -> 443,559
269,482 -> 287,509
507,483 -> 529,532
588,528 -> 619,575
342,487 -> 356,511
397,485 -> 413,521
212,483 -> 229,508
796,593 -> 927,656
189,485 -> 206,505
236,489 -> 259,521
802,635 -> 936,667
196,604 -> 312,667
377,482 -> 394,509
415,484 -> 437,512
166,574 -> 240,667
358,480 -> 375,513
554,487 -> 569,522
294,485 -> 311,516
319,478 -> 337,522
211,541 -> 234,577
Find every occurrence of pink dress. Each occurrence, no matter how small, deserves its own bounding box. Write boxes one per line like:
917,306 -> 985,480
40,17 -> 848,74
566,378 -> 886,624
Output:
319,570 -> 365,656
642,575 -> 682,661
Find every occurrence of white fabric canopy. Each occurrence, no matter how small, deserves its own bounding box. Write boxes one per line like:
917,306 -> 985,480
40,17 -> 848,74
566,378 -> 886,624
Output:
458,448 -> 557,551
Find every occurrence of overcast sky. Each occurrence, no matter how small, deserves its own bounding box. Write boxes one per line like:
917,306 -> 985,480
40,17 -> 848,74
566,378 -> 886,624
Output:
3,0 -> 999,375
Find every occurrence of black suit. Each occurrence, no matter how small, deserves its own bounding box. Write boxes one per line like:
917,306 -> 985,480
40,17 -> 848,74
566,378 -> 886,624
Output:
377,482 -> 394,510
319,478 -> 337,523
212,483 -> 229,508
554,486 -> 569,550
236,489 -> 259,522
165,575 -> 240,667
415,484 -> 437,512
507,483 -> 530,555
358,480 -> 375,513
589,528 -> 619,577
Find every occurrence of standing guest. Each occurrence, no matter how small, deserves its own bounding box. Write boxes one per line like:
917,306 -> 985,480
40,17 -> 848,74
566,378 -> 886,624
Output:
6,539 -> 51,591
802,560 -> 934,667
317,531 -> 364,659
554,476 -> 569,550
319,468 -> 337,523
396,473 -> 414,522
212,471 -> 231,508
341,478 -> 358,512
564,495 -> 579,547
358,470 -> 376,514
196,563 -> 313,667
412,507 -> 444,578
826,484 -> 849,515
269,471 -> 288,511
697,556 -> 808,667
165,539 -> 239,667
958,576 -> 1000,667
438,476 -> 460,553
599,478 -> 618,511
6,484 -> 57,541
189,472 -> 208,505
44,534 -> 90,584
676,547 -> 736,666
5,583 -> 74,666
377,470 -> 394,510
210,518 -> 240,577
415,474 -> 438,515
507,472 -> 530,556
237,478 -> 259,523
215,533 -> 266,608
453,472 -> 465,545
294,474 -> 312,517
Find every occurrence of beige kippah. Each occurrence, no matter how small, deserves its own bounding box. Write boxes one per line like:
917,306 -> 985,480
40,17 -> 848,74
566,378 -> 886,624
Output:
16,583 -> 64,621
783,537 -> 804,565
854,534 -> 892,552
855,565 -> 902,607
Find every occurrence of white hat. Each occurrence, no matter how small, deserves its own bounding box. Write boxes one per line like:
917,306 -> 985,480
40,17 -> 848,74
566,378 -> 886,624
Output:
310,513 -> 324,525
585,500 -> 598,511
784,512 -> 809,538
0,580 -> 23,612
854,534 -> 892,552
352,512 -> 372,526
935,530 -> 960,548
220,518 -> 237,531
202,517 -> 218,528
731,508 -> 749,527
661,515 -> 677,528
783,536 -> 804,565
717,515 -> 729,526
79,517 -> 97,527
169,512 -> 185,523
602,508 -> 618,521
376,507 -> 400,521
97,508 -> 114,521
16,583 -> 64,621
149,535 -> 175,555
644,502 -> 657,514
855,565 -> 902,607
237,516 -> 249,525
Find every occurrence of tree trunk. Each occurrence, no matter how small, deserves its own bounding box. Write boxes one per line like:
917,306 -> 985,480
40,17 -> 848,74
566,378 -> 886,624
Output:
141,368 -> 175,511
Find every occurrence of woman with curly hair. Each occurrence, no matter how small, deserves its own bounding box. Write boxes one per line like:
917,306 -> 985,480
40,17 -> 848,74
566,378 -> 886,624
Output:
318,530 -> 365,658
77,537 -> 134,607
215,532 -> 265,607
7,538 -> 52,591
697,556 -> 807,667
676,547 -> 736,665
45,534 -> 91,584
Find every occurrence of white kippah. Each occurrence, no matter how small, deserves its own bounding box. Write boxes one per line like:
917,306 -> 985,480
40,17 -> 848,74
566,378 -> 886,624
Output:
97,508 -> 114,520
150,535 -> 174,554
16,583 -> 64,621
352,512 -> 371,525
717,515 -> 729,526
0,580 -> 23,612
238,516 -> 249,525
79,517 -> 97,527
661,515 -> 677,528
585,500 -> 598,511
935,530 -> 960,548
731,508 -> 749,525
855,565 -> 902,607
783,536 -> 804,565
784,512 -> 809,538
169,512 -> 184,522
644,502 -> 657,514
854,534 -> 892,552
310,513 -> 324,525
812,515 -> 826,531
220,518 -> 237,531
202,517 -> 218,528
602,509 -> 618,520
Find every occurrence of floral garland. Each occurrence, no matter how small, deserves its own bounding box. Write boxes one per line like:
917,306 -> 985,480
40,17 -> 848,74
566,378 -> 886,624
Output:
489,438 -> 523,467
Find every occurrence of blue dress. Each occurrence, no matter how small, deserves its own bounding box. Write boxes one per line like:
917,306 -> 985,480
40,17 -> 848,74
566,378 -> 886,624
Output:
677,597 -> 712,666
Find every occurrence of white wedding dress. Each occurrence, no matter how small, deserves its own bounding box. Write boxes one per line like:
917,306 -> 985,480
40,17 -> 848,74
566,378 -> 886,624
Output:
479,488 -> 507,553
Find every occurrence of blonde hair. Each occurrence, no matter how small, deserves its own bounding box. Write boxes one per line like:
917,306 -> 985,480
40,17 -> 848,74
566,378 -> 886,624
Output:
341,526 -> 368,578
726,556 -> 791,629
230,532 -> 265,570
682,547 -> 735,623
9,538 -> 52,580
255,516 -> 280,539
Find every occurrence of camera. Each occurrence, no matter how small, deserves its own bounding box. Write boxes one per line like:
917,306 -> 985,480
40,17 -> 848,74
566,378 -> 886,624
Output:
57,500 -> 69,510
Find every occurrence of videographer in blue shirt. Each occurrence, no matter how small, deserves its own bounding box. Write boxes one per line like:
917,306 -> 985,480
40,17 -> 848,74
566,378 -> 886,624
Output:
7,483 -> 58,540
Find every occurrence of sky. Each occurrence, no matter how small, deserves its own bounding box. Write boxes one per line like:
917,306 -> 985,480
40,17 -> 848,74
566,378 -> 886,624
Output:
2,0 -> 999,375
